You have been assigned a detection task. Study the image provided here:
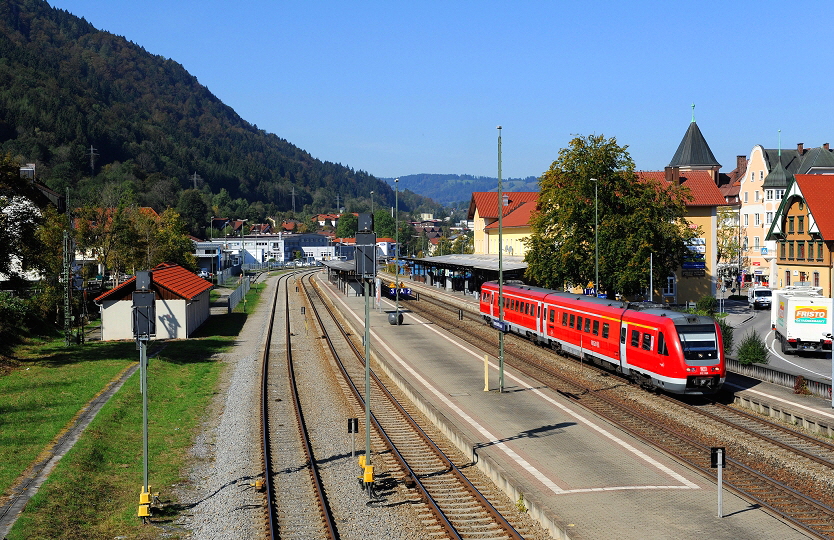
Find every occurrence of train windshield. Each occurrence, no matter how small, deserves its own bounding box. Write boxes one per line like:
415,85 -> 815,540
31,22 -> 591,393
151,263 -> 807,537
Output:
676,324 -> 719,365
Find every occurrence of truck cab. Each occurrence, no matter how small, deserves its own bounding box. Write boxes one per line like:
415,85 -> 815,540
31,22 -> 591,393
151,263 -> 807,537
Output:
748,287 -> 772,310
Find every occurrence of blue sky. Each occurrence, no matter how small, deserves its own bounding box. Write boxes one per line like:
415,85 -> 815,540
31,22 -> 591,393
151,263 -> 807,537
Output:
50,1 -> 832,180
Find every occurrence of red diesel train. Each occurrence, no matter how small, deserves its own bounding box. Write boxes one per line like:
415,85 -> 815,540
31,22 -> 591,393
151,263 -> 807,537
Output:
479,282 -> 725,394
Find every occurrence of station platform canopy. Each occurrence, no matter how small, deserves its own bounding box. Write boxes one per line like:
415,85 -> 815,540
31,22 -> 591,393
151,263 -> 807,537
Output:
401,254 -> 527,273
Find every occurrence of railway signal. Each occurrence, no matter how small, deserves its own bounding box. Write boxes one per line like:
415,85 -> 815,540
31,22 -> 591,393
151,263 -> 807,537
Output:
355,214 -> 376,488
132,271 -> 156,522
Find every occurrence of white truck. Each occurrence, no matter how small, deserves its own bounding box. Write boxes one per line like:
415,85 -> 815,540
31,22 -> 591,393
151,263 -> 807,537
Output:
747,286 -> 772,310
770,287 -> 833,355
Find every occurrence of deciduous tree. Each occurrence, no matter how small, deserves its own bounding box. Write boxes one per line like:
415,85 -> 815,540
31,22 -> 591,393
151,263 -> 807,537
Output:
525,135 -> 697,298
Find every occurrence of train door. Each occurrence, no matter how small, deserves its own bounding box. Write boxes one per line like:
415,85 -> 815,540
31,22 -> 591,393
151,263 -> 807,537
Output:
619,322 -> 629,371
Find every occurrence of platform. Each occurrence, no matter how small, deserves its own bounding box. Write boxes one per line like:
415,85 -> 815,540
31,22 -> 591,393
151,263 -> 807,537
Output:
317,274 -> 815,540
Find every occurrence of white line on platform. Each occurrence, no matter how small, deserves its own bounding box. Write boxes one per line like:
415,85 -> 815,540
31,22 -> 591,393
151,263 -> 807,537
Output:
327,284 -> 698,495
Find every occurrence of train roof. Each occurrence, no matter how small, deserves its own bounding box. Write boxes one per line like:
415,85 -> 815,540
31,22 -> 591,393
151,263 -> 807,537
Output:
484,281 -> 713,325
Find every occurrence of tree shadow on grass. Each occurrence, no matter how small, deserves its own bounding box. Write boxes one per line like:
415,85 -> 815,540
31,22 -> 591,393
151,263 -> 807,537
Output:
30,340 -> 138,368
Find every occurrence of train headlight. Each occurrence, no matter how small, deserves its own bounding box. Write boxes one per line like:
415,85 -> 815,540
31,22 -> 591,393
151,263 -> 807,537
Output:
711,366 -> 720,372
686,367 -> 696,372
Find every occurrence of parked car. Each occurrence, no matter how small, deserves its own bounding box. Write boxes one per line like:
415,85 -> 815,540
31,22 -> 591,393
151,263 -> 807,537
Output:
197,269 -> 210,279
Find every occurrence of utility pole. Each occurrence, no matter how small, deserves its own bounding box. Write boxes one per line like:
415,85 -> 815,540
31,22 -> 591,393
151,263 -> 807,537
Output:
292,186 -> 296,214
191,172 -> 202,190
89,145 -> 98,177
64,188 -> 73,347
497,126 -> 505,393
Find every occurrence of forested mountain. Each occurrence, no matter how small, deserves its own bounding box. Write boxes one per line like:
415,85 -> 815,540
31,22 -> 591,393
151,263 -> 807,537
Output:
0,0 -> 444,223
380,174 -> 539,206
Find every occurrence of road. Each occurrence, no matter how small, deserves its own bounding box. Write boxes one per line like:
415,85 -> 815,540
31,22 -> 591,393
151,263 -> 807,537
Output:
731,299 -> 833,382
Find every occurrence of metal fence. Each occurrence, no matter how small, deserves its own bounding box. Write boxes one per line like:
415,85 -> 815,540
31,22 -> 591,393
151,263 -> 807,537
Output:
227,276 -> 251,313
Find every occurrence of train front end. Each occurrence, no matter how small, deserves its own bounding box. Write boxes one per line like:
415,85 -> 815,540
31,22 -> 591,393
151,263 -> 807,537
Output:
673,315 -> 725,394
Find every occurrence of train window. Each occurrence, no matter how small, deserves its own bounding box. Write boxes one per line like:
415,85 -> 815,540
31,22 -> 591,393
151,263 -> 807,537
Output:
658,332 -> 668,356
592,320 -> 599,335
569,314 -> 575,328
642,333 -> 653,351
524,303 -> 529,315
537,305 -> 541,318
602,323 -> 610,339
584,318 -> 590,333
576,316 -> 583,331
630,329 -> 640,347
562,313 -> 568,326
549,310 -> 555,323
620,327 -> 626,344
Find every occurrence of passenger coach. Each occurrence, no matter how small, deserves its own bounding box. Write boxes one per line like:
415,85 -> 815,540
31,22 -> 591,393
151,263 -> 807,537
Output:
479,282 -> 725,394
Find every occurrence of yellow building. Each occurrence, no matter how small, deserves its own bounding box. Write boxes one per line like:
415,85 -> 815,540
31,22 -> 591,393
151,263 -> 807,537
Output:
766,174 -> 834,296
467,192 -> 538,257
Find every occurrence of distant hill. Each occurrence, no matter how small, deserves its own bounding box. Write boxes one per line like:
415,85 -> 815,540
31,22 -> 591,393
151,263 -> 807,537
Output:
379,174 -> 539,206
0,0 -> 435,219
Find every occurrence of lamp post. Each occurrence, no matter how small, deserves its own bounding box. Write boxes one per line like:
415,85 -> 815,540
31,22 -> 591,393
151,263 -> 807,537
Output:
591,178 -> 598,297
370,190 -> 374,215
497,126 -> 505,393
395,178 -> 400,321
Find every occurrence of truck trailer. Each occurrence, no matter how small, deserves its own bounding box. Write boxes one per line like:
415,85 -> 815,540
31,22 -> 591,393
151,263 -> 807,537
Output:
770,287 -> 833,354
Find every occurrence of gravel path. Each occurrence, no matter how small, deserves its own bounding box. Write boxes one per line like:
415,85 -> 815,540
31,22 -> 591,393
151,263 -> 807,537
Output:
171,278 -> 271,538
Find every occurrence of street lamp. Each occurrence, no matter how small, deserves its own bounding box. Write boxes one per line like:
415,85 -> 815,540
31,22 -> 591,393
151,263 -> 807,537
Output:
395,178 -> 400,322
591,178 -> 598,297
497,125 -> 505,393
370,190 -> 374,215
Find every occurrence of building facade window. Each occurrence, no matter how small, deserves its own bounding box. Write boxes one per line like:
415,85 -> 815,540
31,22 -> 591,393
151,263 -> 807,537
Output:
760,171 -> 764,180
766,189 -> 773,200
785,270 -> 791,286
798,241 -> 805,260
788,217 -> 794,233
744,214 -> 749,226
818,242 -> 824,260
779,241 -> 786,259
755,214 -> 760,226
788,241 -> 794,259
663,275 -> 675,297
755,190 -> 760,202
814,272 -> 820,288
744,192 -> 749,203
798,216 -> 804,233
766,212 -> 773,225
754,237 -> 760,249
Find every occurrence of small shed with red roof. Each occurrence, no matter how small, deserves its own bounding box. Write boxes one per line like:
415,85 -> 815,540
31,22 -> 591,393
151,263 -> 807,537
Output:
94,263 -> 213,341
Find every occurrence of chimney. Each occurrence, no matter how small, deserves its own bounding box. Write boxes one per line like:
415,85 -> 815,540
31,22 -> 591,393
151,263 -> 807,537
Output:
824,143 -> 830,151
736,155 -> 747,172
797,143 -> 804,154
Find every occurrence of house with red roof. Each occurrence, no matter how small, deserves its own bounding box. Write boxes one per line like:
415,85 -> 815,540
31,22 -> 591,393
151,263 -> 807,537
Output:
467,192 -> 539,256
766,174 -> 834,295
94,263 -> 213,341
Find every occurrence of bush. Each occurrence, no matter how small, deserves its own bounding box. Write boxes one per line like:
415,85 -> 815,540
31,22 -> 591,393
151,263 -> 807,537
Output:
736,331 -> 768,365
716,317 -> 734,356
696,295 -> 718,315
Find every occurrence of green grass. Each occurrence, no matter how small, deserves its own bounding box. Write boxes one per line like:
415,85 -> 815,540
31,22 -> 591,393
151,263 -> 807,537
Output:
0,340 -> 136,496
233,279 -> 268,314
7,333 -> 236,539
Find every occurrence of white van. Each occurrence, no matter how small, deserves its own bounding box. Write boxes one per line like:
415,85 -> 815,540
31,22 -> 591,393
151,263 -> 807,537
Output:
747,286 -> 772,310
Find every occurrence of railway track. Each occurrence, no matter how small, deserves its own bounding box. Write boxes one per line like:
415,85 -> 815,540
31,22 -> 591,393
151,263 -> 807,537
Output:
407,286 -> 834,539
260,270 -> 337,539
303,274 -> 528,540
